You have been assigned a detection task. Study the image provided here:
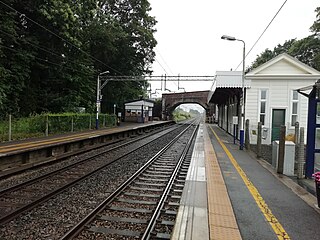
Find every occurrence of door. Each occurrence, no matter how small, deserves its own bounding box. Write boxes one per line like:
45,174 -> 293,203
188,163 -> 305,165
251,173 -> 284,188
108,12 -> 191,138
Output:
271,109 -> 286,141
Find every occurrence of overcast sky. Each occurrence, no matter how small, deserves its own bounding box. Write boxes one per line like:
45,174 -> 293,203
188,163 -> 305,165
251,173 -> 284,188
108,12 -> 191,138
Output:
148,0 -> 319,95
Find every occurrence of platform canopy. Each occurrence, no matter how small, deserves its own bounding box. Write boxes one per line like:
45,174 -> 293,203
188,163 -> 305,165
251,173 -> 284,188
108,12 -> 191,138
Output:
209,71 -> 250,105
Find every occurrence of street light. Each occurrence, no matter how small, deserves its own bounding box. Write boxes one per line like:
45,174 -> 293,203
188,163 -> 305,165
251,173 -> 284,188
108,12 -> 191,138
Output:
96,70 -> 109,129
221,34 -> 246,150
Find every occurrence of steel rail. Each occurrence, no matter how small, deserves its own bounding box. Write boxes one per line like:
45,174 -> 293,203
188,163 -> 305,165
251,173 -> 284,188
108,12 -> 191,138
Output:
0,124 -> 176,193
59,120 -> 197,240
141,123 -> 199,239
0,124 -> 185,224
0,123 -> 173,181
0,122 -> 173,152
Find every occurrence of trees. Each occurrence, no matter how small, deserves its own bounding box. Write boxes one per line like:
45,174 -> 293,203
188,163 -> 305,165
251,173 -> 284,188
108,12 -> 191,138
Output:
248,7 -> 320,72
310,7 -> 320,34
96,0 -> 157,113
0,0 -> 157,118
247,39 -> 296,72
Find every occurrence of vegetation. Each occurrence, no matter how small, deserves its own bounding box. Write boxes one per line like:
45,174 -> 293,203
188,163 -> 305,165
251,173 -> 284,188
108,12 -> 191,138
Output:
0,0 -> 157,119
172,107 -> 191,122
247,7 -> 320,72
0,113 -> 116,142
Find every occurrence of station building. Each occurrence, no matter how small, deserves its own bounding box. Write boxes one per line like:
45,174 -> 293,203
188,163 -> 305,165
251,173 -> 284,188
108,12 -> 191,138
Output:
215,53 -> 320,145
124,99 -> 154,123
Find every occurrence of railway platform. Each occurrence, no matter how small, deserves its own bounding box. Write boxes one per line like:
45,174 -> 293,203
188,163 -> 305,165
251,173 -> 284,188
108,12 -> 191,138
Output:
0,120 -> 173,174
1,120 -> 320,239
173,123 -> 320,240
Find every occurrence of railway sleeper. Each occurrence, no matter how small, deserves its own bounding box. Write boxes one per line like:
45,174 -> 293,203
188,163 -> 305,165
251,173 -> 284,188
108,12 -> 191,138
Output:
124,192 -> 161,198
88,226 -> 141,238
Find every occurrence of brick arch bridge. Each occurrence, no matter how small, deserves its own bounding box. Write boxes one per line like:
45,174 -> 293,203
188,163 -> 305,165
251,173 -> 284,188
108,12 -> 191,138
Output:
161,91 -> 214,119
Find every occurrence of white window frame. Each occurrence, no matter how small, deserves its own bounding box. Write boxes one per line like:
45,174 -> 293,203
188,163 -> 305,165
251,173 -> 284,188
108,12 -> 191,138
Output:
291,90 -> 299,127
259,89 -> 268,126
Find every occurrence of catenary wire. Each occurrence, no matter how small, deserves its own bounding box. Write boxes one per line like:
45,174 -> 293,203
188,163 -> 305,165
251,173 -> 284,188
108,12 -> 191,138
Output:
155,48 -> 174,75
0,29 -> 93,71
0,0 -> 124,75
235,0 -> 288,70
0,44 -> 92,75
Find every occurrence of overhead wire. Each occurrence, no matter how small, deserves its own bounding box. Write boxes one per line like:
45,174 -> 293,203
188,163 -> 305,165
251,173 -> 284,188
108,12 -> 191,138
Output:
154,48 -> 181,91
0,29 -> 92,71
154,57 -> 169,75
0,43 -> 92,75
235,0 -> 288,70
155,48 -> 174,75
0,0 -> 124,75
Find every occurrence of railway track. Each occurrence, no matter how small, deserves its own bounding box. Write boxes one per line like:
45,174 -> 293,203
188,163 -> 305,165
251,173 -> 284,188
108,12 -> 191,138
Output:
0,123 -> 173,180
0,122 -> 190,225
61,120 -> 199,239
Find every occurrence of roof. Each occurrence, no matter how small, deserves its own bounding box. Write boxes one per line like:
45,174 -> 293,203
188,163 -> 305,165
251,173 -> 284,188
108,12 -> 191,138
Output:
246,53 -> 320,80
124,99 -> 155,104
213,71 -> 251,88
124,99 -> 154,107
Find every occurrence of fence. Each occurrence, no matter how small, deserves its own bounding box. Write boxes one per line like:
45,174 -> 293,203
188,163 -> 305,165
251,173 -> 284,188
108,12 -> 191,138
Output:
0,113 -> 116,142
245,120 -> 306,178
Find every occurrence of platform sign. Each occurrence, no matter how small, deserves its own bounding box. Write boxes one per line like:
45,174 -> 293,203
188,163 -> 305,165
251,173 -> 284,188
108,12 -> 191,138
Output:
233,116 -> 238,125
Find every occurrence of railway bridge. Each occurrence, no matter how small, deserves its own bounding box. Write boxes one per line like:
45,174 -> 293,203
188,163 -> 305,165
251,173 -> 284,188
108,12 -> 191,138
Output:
161,90 -> 215,119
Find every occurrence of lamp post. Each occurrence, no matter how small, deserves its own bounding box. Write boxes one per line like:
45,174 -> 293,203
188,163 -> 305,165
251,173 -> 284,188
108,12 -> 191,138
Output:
96,70 -> 110,129
221,35 -> 246,150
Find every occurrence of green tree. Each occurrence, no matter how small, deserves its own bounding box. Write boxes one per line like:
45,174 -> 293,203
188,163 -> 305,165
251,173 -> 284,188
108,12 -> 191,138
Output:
0,0 -> 157,118
0,0 -> 37,116
248,6 -> 320,72
310,7 -> 320,34
97,0 -> 157,113
288,35 -> 320,70
247,39 -> 296,72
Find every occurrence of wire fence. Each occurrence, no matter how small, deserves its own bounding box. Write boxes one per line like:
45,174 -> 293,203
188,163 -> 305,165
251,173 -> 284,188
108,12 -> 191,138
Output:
0,113 -> 116,142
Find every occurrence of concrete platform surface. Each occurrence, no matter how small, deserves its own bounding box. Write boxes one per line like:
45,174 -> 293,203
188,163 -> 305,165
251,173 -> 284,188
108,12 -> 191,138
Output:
174,123 -> 320,240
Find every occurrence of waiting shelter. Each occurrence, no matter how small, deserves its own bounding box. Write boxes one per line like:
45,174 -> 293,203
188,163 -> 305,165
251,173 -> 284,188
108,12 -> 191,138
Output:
124,99 -> 154,123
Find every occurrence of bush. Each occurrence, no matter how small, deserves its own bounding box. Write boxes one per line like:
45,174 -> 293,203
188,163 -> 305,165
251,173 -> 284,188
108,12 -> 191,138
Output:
0,113 -> 116,142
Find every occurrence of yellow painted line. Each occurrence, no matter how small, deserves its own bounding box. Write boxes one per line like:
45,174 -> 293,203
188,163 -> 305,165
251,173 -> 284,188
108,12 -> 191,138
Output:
204,128 -> 242,240
0,132 -> 99,153
0,127 -> 126,153
208,125 -> 290,240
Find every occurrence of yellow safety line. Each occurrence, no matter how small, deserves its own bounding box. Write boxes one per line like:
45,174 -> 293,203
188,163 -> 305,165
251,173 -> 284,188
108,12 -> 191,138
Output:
0,127 -> 128,153
208,125 -> 290,240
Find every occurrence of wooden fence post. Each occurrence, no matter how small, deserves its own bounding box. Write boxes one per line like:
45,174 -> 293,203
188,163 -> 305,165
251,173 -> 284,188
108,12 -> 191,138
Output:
245,119 -> 250,151
257,122 -> 262,158
277,125 -> 286,174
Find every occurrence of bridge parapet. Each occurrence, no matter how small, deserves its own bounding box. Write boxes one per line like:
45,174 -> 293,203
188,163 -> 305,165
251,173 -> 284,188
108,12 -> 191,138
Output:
162,91 -> 212,119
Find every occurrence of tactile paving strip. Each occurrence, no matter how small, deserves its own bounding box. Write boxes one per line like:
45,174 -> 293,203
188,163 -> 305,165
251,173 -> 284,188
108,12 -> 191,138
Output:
204,127 -> 242,240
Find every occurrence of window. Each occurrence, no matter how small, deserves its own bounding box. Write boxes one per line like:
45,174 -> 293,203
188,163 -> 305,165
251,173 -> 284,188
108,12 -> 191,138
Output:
259,90 -> 267,125
291,90 -> 299,126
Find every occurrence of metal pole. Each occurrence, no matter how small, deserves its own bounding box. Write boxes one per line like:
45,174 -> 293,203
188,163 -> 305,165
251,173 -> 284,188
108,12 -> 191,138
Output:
8,114 -> 12,141
96,75 -> 100,129
71,116 -> 74,132
239,40 -> 245,150
45,115 -> 49,136
294,122 -> 299,170
297,127 -> 305,179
